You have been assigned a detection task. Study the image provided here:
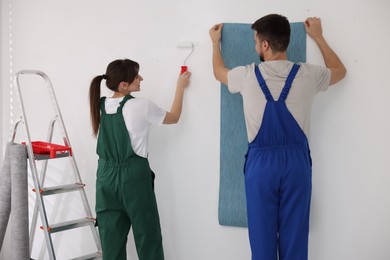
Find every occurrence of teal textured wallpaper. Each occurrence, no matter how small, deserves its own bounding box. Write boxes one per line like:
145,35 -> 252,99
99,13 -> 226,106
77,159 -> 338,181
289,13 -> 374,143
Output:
219,22 -> 307,227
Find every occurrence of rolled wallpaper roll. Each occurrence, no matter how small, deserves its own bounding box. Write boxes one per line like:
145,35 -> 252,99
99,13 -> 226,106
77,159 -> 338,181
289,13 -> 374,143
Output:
0,142 -> 29,259
10,143 -> 29,260
0,143 -> 12,249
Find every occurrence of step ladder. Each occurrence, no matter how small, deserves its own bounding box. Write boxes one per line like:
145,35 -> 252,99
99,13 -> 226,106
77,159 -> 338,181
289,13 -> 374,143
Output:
11,70 -> 102,260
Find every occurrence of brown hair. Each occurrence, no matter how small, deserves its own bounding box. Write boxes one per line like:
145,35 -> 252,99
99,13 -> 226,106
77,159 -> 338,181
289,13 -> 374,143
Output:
251,14 -> 291,52
89,59 -> 139,137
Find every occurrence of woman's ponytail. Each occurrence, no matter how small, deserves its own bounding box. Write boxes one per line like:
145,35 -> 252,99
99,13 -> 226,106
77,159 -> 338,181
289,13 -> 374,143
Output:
89,75 -> 104,137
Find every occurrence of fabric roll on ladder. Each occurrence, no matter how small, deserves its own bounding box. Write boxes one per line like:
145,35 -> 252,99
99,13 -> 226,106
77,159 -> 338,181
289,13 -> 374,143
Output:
0,143 -> 12,248
0,142 -> 29,260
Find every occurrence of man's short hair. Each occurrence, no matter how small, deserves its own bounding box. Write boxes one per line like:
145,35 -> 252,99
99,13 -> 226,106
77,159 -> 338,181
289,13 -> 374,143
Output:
251,14 -> 291,52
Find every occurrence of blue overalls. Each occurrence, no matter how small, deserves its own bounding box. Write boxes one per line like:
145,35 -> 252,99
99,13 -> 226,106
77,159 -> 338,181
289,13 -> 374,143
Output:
244,64 -> 312,260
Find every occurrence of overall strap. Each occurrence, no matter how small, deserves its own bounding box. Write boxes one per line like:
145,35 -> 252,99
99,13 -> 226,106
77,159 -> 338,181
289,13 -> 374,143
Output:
254,65 -> 274,102
279,64 -> 300,101
117,95 -> 134,113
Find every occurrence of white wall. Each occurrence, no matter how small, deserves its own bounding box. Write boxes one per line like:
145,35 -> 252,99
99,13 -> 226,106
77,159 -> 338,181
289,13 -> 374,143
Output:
0,0 -> 4,159
0,1 -> 9,260
1,0 -> 390,259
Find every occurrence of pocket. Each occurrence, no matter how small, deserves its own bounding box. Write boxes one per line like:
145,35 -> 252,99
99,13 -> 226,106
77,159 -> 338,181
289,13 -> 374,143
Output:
151,170 -> 156,190
243,152 -> 249,175
96,166 -> 109,182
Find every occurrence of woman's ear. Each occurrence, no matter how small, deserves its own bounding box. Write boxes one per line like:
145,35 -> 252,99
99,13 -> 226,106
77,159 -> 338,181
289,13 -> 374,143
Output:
118,81 -> 128,91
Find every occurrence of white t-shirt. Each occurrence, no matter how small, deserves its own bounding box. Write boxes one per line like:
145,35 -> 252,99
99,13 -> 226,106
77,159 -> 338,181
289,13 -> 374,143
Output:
104,96 -> 166,158
228,60 -> 331,143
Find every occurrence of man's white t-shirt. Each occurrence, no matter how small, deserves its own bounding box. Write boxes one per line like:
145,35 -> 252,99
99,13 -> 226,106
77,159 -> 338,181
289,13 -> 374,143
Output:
228,60 -> 331,143
104,96 -> 166,158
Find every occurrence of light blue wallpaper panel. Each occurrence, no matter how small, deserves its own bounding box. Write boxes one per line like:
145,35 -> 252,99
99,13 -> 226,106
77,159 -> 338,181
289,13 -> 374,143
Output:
219,22 -> 307,227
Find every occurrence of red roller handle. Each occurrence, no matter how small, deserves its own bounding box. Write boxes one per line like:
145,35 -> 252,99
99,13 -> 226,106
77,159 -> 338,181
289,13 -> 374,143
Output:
181,66 -> 188,74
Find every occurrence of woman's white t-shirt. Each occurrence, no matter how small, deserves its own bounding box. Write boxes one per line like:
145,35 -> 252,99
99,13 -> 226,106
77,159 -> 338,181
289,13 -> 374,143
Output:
104,96 -> 166,158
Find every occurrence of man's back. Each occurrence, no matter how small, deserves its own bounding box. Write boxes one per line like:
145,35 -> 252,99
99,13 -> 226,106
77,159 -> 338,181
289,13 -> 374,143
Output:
228,60 -> 331,142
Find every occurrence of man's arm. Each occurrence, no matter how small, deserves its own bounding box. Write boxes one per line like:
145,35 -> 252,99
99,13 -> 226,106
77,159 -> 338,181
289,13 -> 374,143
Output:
209,24 -> 229,85
305,17 -> 347,86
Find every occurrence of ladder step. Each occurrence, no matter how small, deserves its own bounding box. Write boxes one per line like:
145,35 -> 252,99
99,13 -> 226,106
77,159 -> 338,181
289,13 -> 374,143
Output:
69,252 -> 102,260
42,217 -> 95,233
35,183 -> 85,196
34,151 -> 71,160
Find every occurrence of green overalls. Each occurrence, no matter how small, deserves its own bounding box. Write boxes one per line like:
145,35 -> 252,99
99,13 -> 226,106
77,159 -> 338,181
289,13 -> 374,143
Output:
95,95 -> 164,260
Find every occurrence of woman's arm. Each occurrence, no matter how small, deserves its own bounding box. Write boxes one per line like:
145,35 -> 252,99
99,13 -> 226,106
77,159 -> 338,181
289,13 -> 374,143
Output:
163,71 -> 191,124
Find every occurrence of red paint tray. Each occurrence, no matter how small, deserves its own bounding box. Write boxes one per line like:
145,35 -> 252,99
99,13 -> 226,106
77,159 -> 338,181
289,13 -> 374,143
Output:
30,141 -> 72,158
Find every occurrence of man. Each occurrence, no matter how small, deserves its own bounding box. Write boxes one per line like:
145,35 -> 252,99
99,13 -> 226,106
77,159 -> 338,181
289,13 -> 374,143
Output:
209,14 -> 346,260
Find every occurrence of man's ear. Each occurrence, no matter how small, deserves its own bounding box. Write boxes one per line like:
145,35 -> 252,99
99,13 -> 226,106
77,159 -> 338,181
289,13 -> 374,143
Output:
262,40 -> 270,50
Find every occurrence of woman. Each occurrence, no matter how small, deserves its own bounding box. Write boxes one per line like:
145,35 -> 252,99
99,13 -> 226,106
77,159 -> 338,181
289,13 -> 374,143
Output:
89,59 -> 190,260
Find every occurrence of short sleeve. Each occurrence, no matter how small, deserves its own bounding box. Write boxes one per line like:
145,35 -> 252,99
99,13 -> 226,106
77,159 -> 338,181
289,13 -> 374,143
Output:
147,99 -> 166,126
304,63 -> 331,93
227,65 -> 247,94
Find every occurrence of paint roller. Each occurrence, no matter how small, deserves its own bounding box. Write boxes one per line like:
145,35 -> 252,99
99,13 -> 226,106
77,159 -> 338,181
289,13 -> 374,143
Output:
177,42 -> 194,74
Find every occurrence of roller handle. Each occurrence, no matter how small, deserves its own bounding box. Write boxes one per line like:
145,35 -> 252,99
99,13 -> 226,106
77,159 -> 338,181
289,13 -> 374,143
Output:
181,66 -> 188,74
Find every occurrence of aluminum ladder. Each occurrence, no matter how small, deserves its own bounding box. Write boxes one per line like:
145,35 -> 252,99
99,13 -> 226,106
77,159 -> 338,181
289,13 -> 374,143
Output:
12,70 -> 102,260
